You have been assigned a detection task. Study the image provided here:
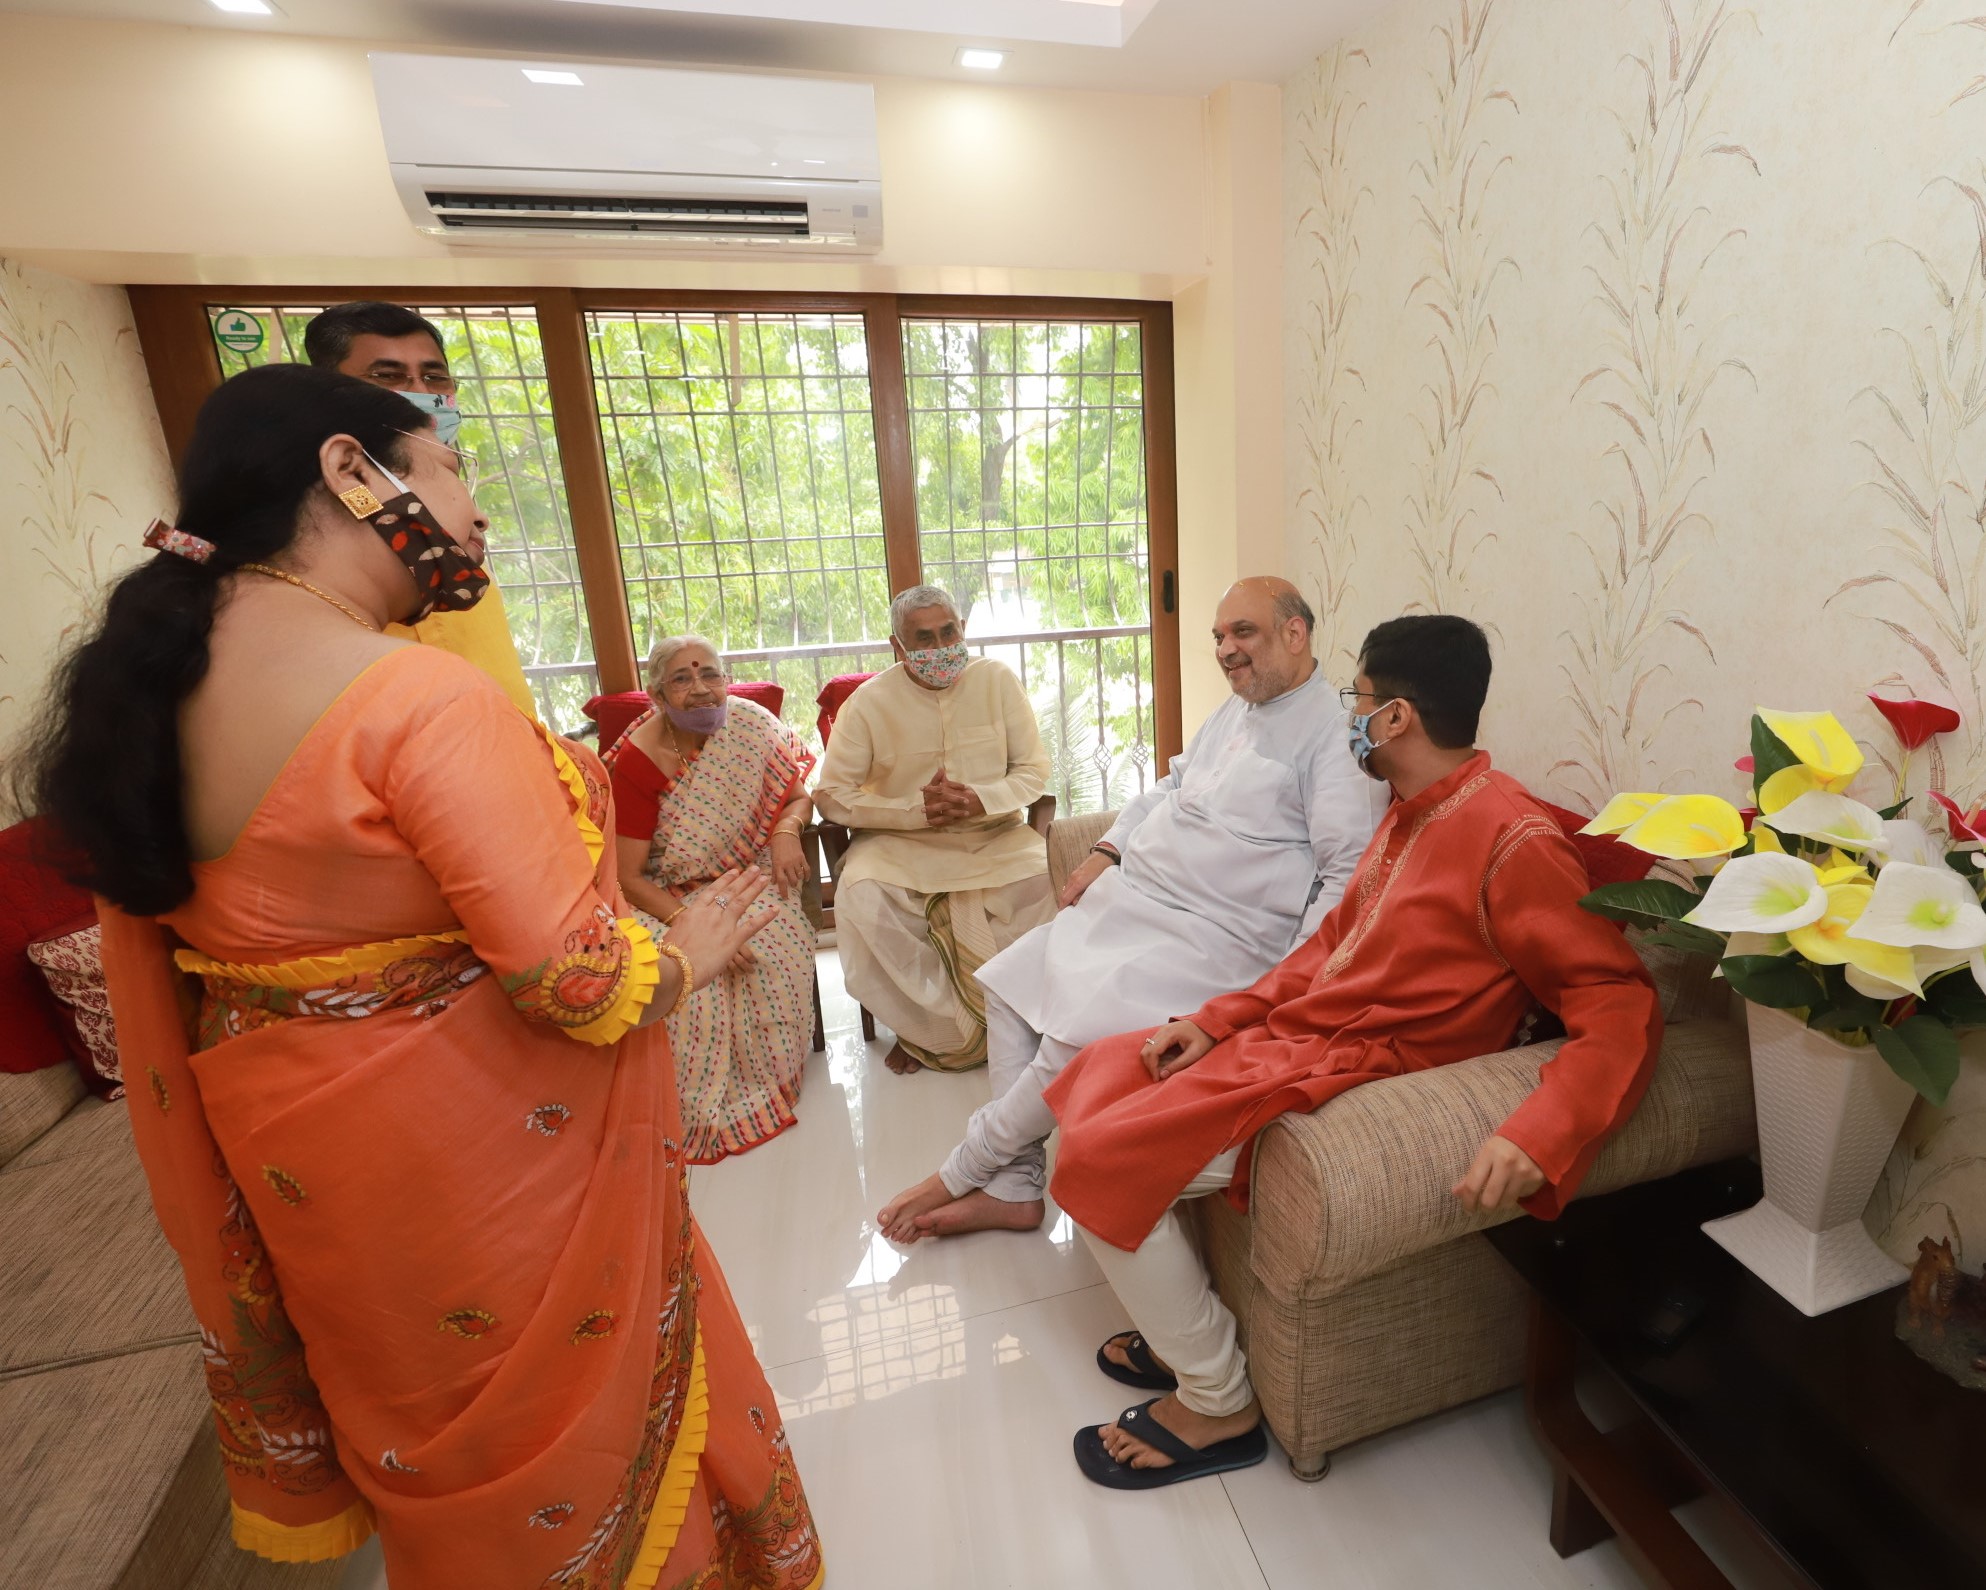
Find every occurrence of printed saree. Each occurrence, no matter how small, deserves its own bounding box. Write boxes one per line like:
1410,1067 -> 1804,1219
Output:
604,702 -> 817,1164
98,645 -> 823,1590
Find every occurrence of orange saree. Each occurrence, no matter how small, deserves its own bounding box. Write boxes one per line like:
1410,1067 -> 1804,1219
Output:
98,644 -> 824,1590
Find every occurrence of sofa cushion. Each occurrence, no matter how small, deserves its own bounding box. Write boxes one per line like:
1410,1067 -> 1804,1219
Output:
9,1094 -> 132,1171
29,919 -> 123,1098
0,1111 -> 196,1374
0,1342 -> 207,1589
0,1063 -> 87,1168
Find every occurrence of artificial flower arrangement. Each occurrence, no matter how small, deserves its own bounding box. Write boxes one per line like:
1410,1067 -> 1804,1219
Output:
1577,698 -> 1983,1108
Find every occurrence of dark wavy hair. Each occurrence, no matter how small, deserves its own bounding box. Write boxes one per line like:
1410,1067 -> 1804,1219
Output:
13,363 -> 420,915
1359,614 -> 1492,749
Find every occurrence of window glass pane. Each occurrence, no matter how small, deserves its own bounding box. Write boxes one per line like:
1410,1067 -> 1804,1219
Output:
205,303 -> 596,731
902,318 -> 1155,813
585,309 -> 893,751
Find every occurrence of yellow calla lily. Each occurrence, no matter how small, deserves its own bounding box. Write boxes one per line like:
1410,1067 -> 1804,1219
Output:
1757,764 -> 1827,816
1618,794 -> 1748,859
1786,882 -> 1924,994
1580,792 -> 1667,837
1758,708 -> 1865,783
1750,823 -> 1786,855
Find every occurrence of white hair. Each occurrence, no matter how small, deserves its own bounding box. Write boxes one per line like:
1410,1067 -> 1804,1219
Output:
890,584 -> 960,641
644,633 -> 723,694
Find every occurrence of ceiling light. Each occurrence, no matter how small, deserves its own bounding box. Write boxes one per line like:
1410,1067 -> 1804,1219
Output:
209,0 -> 275,13
956,47 -> 1006,71
522,68 -> 585,85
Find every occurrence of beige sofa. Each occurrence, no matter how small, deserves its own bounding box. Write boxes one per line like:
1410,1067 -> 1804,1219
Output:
0,1064 -> 341,1589
1044,812 -> 1757,1480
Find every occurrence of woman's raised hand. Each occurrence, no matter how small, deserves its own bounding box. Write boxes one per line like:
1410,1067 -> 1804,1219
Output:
664,868 -> 776,991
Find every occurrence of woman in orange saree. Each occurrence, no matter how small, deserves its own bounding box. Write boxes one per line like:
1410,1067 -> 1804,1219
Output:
26,365 -> 824,1590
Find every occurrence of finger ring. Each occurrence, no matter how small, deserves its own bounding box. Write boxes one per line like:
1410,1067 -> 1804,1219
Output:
713,895 -> 731,908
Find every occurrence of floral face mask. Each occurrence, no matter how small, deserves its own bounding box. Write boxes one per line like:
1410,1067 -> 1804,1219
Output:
903,642 -> 969,690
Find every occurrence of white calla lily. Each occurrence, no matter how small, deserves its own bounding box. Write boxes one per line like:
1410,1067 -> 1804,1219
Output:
1868,818 -> 1943,869
1846,963 -> 1917,1000
1850,861 -> 1986,950
1761,791 -> 1887,851
1681,853 -> 1828,934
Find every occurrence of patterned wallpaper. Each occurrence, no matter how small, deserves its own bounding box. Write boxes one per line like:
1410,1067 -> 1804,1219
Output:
1285,0 -> 1986,1269
0,257 -> 174,774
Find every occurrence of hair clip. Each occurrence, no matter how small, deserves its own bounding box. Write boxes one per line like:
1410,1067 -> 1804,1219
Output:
142,519 -> 218,565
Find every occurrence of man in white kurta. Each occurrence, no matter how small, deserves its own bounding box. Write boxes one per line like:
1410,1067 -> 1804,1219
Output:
816,586 -> 1056,1074
879,577 -> 1387,1238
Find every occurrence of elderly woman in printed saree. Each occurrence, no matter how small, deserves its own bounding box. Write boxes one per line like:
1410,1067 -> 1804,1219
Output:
606,634 -> 819,1163
24,365 -> 823,1589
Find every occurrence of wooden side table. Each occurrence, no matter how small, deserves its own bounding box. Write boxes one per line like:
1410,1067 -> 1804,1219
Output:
1486,1162 -> 1986,1590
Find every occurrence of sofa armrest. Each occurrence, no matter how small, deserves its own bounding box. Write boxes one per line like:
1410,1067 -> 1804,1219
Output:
1245,1016 -> 1755,1303
1045,811 -> 1116,899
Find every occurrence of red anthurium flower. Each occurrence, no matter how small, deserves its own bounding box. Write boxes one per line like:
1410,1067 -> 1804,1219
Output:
1930,790 -> 1986,843
1738,807 -> 1759,832
1734,755 -> 1754,774
1869,693 -> 1960,750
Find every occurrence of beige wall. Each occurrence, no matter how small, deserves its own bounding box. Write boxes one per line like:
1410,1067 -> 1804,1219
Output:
0,259 -> 175,778
1284,0 -> 1986,1271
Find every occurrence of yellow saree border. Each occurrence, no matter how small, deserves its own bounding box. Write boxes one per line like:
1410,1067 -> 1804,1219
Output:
230,1496 -> 377,1563
623,1325 -> 710,1589
174,931 -> 471,987
540,723 -> 607,871
564,912 -> 661,1047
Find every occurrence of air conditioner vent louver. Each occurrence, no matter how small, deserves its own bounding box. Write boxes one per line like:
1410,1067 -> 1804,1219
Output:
424,192 -> 813,236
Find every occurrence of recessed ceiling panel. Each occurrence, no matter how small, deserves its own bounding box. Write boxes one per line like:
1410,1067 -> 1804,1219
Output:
552,0 -> 1158,50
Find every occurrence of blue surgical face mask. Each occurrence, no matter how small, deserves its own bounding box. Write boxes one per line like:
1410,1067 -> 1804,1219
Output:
1348,700 -> 1401,782
398,389 -> 461,446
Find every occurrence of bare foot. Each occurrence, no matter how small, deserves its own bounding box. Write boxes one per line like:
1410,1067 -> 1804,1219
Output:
1101,1330 -> 1173,1379
913,1189 -> 1044,1238
1099,1393 -> 1262,1470
878,1172 -> 955,1243
883,1041 -> 924,1075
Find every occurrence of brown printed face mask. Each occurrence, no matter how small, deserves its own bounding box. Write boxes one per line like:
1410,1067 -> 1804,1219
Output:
361,453 -> 490,621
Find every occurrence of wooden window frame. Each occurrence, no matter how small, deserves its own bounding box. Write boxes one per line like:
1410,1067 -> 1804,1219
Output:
128,286 -> 1182,766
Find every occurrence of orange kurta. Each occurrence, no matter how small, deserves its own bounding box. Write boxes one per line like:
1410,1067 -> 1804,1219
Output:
1044,754 -> 1663,1250
98,645 -> 823,1590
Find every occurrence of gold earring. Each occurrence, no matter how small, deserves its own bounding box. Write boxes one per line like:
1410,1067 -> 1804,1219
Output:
338,485 -> 383,518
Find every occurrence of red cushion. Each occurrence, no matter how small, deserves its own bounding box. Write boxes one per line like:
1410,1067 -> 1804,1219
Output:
583,681 -> 788,753
815,673 -> 875,746
0,819 -> 96,1074
1537,799 -> 1656,889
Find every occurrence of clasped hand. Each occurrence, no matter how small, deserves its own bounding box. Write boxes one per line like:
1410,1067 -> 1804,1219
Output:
921,766 -> 984,828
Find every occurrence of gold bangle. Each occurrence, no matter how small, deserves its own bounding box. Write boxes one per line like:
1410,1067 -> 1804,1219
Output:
656,938 -> 696,1018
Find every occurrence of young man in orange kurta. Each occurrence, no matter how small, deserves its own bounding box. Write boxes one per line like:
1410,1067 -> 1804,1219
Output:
1044,615 -> 1664,1488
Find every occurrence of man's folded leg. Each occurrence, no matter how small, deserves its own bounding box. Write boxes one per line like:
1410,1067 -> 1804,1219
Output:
1071,1150 -> 1268,1488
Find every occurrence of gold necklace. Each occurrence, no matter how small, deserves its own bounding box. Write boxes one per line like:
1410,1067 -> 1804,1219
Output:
239,563 -> 380,633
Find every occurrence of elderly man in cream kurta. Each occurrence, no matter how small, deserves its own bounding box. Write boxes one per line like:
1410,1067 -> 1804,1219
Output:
817,585 -> 1055,1075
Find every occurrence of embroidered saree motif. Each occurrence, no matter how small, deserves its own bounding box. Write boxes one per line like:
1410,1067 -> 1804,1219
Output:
204,1181 -> 340,1498
188,935 -> 487,1049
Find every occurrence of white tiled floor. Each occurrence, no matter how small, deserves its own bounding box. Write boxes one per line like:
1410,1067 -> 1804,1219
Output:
340,948 -> 1783,1590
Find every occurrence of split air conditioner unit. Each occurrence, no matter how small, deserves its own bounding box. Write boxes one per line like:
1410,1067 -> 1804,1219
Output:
370,54 -> 883,254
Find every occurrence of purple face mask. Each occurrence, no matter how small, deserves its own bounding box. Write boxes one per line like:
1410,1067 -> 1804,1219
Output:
664,701 -> 728,736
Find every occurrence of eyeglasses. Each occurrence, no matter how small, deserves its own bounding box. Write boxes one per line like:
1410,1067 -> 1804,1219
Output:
362,368 -> 458,396
401,430 -> 481,497
1339,687 -> 1415,710
660,667 -> 730,693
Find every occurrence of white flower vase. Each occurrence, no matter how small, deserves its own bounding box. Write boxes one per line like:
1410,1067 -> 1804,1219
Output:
1702,1003 -> 1917,1316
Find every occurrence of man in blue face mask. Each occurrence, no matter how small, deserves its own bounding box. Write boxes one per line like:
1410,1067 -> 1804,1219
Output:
303,300 -> 462,444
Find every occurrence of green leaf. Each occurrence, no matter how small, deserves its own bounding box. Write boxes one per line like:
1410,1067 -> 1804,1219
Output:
1749,713 -> 1802,802
1640,921 -> 1728,958
1720,954 -> 1825,1011
1874,1017 -> 1961,1107
1579,879 -> 1704,926
1923,969 -> 1986,1029
1879,797 -> 1913,821
1945,848 -> 1982,881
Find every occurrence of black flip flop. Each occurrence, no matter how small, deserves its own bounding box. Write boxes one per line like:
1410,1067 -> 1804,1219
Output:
1073,1398 -> 1268,1490
1095,1331 -> 1178,1392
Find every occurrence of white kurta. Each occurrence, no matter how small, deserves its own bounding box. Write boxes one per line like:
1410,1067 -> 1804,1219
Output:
976,665 -> 1387,1050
